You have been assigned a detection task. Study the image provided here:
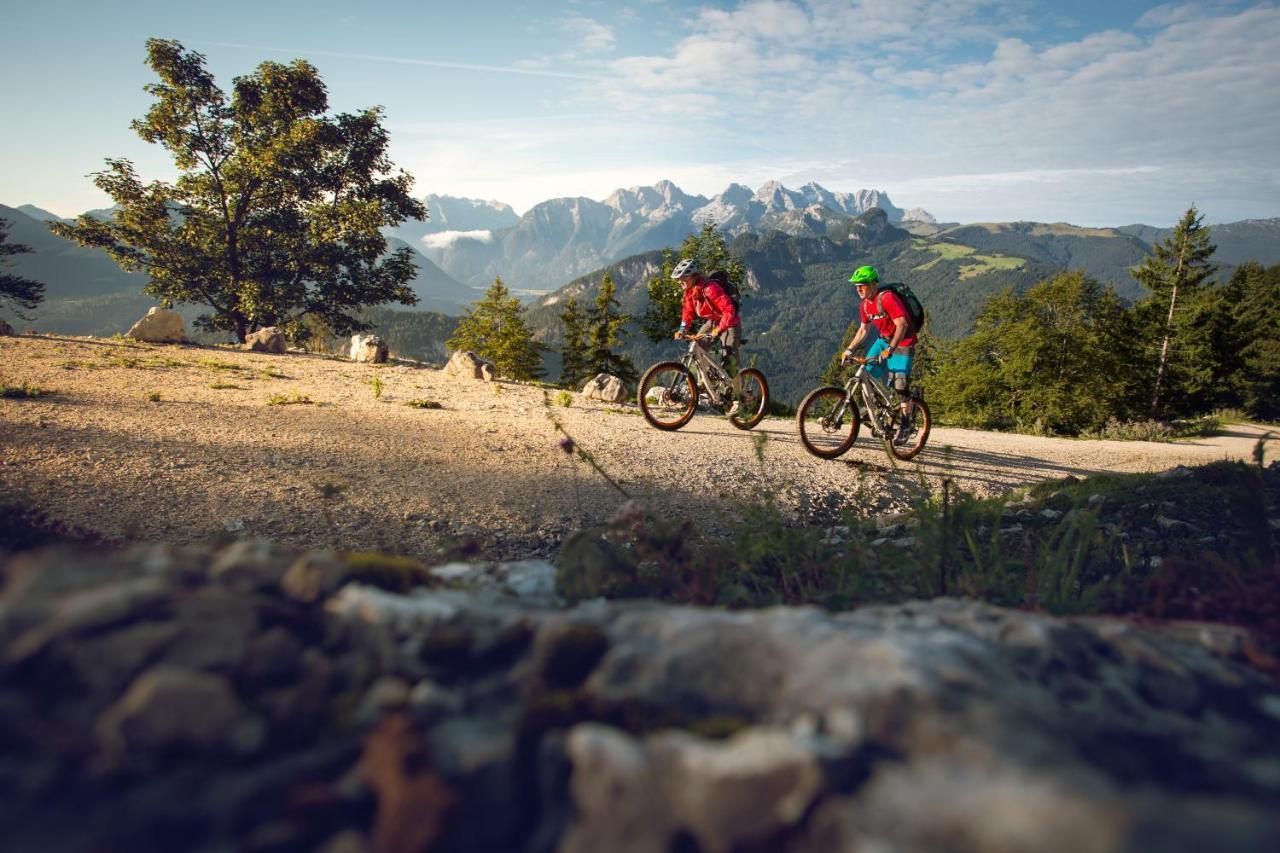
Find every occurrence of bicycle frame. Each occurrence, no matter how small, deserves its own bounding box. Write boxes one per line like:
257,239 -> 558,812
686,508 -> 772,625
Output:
679,338 -> 733,406
841,362 -> 902,438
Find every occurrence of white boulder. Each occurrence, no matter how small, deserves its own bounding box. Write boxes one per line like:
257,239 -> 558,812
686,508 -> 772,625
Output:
125,308 -> 186,343
350,333 -> 388,364
582,373 -> 628,403
445,350 -> 495,381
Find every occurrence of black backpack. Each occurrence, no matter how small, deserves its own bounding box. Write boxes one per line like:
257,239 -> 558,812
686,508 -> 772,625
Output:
877,282 -> 925,332
705,269 -> 741,310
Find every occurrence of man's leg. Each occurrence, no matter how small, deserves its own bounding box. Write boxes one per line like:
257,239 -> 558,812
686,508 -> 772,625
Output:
719,326 -> 741,398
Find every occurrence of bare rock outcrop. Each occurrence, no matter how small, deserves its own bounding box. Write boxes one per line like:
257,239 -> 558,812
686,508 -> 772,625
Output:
0,319 -> 14,336
582,373 -> 628,403
125,308 -> 186,343
244,326 -> 286,353
444,350 -> 495,381
350,333 -> 388,364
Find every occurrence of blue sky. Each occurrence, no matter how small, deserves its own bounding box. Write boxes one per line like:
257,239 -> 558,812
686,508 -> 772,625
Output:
2,0 -> 1277,225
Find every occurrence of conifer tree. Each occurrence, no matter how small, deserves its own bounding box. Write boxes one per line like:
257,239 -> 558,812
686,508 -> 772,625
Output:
0,219 -> 45,319
1131,206 -> 1216,417
1230,262 -> 1280,419
584,272 -> 637,384
641,223 -> 745,342
558,296 -> 590,386
447,277 -> 545,380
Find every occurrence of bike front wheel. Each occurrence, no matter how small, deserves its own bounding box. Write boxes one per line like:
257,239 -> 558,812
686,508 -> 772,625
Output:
728,368 -> 769,430
889,398 -> 932,461
796,386 -> 860,458
638,361 -> 698,430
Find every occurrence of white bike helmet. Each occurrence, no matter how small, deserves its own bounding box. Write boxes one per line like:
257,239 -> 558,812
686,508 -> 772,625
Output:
670,258 -> 700,280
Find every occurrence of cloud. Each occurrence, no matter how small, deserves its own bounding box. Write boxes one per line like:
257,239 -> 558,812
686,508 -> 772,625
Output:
561,14 -> 617,54
421,230 -> 494,250
206,42 -> 599,80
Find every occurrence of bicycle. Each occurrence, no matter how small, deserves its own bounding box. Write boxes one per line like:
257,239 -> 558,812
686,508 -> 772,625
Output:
637,333 -> 769,431
796,355 -> 931,461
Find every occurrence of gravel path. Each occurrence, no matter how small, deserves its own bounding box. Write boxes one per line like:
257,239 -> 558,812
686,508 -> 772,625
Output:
2,335 -> 1274,561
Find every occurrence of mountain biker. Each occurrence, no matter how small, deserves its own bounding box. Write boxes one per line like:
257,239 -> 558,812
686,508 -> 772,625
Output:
672,258 -> 742,414
839,265 -> 919,444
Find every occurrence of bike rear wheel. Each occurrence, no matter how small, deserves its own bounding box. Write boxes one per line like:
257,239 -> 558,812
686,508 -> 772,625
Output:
638,361 -> 698,430
889,398 -> 931,461
796,386 -> 859,458
728,368 -> 769,430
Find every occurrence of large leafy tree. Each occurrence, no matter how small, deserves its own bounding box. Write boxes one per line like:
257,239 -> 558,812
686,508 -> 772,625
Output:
50,39 -> 425,343
447,277 -> 546,380
929,271 -> 1135,433
584,272 -> 637,385
1130,206 -> 1216,417
640,223 -> 745,342
1,219 -> 45,319
558,296 -> 590,386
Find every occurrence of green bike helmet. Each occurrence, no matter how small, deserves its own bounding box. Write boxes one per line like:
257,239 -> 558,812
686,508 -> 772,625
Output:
849,265 -> 879,285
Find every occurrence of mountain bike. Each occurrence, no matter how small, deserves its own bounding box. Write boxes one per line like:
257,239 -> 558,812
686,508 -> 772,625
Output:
638,334 -> 769,431
796,356 -> 931,461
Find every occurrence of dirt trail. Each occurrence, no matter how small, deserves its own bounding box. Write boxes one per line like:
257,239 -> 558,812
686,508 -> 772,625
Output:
2,335 -> 1274,560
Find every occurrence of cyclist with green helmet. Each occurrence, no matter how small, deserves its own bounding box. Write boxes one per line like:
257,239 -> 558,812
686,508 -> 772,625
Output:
839,265 -> 919,444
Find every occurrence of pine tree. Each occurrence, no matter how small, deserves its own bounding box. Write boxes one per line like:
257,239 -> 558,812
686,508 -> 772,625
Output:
0,218 -> 45,319
1230,262 -> 1280,419
640,223 -> 746,342
1131,206 -> 1216,417
558,296 -> 590,386
447,277 -> 546,380
584,272 -> 638,385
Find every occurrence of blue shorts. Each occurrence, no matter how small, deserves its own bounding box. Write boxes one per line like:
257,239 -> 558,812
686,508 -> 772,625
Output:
866,338 -> 914,389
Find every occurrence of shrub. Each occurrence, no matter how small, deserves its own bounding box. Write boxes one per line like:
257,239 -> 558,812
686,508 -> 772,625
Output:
404,399 -> 443,409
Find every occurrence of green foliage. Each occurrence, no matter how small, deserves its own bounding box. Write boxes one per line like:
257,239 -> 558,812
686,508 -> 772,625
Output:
341,552 -> 433,593
555,390 -> 573,407
447,277 -> 546,380
583,272 -> 637,385
48,39 -> 426,343
1229,262 -> 1280,419
404,398 -> 443,409
370,376 -> 383,399
558,296 -> 589,385
0,218 -> 45,319
928,271 -> 1138,433
207,382 -> 244,390
145,391 -> 161,402
1130,206 -> 1217,417
640,223 -> 746,343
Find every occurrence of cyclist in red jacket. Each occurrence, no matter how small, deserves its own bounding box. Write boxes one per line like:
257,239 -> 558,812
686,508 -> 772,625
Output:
840,265 -> 918,444
672,258 -> 741,414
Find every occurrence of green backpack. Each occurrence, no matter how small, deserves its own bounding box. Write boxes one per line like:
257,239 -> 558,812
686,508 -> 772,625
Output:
877,282 -> 925,332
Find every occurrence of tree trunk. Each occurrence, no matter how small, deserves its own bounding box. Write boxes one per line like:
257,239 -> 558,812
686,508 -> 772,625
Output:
1150,241 -> 1189,417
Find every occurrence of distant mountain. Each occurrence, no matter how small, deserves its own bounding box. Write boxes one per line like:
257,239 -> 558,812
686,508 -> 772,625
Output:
1118,218 -> 1280,268
16,204 -> 64,222
419,180 -> 921,294
385,193 -> 520,247
933,222 -> 1152,300
0,204 -> 480,331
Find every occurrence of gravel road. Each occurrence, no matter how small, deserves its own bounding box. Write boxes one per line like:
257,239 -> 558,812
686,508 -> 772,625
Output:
2,335 -> 1274,561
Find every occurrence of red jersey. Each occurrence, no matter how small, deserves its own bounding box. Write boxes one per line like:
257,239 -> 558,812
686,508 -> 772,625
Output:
859,289 -> 918,346
680,279 -> 740,330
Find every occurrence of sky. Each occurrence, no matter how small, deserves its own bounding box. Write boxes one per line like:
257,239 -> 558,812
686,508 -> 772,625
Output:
2,0 -> 1278,226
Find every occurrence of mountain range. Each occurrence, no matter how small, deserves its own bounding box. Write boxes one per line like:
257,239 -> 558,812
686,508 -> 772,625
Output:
391,180 -> 934,295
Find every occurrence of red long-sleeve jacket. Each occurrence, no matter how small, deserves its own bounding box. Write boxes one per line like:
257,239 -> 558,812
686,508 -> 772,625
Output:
679,279 -> 740,330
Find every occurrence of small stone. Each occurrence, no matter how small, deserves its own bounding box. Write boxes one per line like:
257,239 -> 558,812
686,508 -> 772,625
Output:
1040,509 -> 1063,521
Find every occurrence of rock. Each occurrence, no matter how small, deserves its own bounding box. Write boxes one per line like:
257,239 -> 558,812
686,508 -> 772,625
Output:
1040,509 -> 1063,521
350,334 -> 388,364
581,373 -> 628,403
282,551 -> 351,604
125,307 -> 186,343
244,326 -> 286,353
96,665 -> 253,755
0,319 -> 14,336
444,350 -> 495,381
1157,515 -> 1197,534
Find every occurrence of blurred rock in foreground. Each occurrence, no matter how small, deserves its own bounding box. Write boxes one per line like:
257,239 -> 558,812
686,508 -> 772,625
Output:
1,542 -> 1278,853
